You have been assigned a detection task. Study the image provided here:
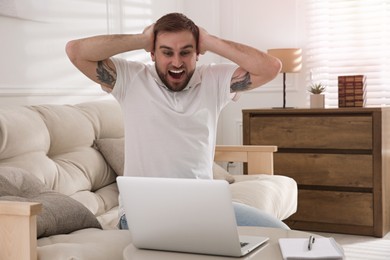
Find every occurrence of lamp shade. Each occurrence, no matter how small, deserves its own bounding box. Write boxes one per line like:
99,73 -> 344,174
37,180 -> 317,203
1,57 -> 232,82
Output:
267,48 -> 302,73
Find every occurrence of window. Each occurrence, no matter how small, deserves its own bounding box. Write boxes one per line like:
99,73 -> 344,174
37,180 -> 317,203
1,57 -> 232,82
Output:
305,0 -> 390,107
108,0 -> 153,63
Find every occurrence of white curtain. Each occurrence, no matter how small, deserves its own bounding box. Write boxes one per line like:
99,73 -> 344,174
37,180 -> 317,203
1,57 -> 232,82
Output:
305,0 -> 390,107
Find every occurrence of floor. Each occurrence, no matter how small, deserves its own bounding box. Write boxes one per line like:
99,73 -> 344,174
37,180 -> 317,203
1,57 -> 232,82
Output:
311,231 -> 390,260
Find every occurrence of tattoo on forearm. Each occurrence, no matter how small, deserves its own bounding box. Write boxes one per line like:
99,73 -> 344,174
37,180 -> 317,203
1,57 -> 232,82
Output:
96,60 -> 116,87
230,72 -> 252,92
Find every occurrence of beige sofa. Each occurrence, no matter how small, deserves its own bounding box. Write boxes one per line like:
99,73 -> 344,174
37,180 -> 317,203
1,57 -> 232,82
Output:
0,100 -> 297,260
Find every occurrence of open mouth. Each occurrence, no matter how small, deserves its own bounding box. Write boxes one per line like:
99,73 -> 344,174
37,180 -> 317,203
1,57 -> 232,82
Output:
168,69 -> 185,80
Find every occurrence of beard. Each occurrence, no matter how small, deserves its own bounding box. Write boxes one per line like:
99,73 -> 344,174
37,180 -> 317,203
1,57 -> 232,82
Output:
155,64 -> 194,92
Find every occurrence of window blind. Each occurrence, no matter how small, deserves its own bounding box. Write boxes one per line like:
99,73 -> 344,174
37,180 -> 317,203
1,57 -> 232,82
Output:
118,0 -> 153,63
305,0 -> 390,107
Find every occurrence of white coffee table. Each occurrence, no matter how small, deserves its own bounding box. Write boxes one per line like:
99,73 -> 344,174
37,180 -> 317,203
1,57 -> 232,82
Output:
123,227 -> 319,259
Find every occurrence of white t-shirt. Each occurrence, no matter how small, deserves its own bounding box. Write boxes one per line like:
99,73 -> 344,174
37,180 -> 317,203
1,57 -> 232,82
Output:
111,58 -> 238,180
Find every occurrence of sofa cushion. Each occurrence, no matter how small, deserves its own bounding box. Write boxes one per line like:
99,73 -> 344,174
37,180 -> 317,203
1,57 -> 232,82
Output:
0,100 -> 124,229
37,228 -> 132,260
0,167 -> 102,238
94,138 -> 124,176
230,174 -> 297,220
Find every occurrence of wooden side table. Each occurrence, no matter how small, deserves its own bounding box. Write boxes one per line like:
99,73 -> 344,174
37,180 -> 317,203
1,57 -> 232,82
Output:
123,227 -> 318,260
243,107 -> 390,237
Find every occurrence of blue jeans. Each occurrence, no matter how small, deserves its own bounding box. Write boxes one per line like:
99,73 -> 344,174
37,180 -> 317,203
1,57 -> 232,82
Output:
119,202 -> 290,230
232,202 -> 290,229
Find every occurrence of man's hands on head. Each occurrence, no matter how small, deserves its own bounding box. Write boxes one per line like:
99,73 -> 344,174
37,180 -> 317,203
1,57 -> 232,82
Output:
142,24 -> 155,53
197,26 -> 210,55
195,26 -> 281,91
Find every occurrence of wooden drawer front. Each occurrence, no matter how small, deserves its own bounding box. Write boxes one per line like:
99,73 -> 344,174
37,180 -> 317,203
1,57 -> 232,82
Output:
248,115 -> 372,149
290,190 -> 373,226
274,153 -> 373,188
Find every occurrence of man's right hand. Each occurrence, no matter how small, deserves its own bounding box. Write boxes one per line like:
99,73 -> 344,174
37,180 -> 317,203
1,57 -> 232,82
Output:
142,24 -> 155,53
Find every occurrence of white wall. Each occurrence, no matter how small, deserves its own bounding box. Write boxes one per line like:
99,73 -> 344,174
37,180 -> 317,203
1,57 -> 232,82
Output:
0,0 -> 307,145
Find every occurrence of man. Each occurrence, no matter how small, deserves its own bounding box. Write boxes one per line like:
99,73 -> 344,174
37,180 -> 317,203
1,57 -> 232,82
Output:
66,13 -> 288,229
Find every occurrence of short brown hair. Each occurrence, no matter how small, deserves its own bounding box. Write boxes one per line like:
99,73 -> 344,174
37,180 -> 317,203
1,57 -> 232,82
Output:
153,13 -> 199,51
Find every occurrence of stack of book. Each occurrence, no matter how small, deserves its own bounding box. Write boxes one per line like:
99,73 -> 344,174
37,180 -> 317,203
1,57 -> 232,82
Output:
338,75 -> 366,107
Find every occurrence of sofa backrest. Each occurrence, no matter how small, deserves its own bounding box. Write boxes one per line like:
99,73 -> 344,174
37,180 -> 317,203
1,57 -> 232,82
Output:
0,100 -> 124,219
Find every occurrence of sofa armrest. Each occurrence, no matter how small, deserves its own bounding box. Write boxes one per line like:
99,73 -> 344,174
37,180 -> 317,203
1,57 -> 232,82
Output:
214,145 -> 277,175
0,201 -> 42,260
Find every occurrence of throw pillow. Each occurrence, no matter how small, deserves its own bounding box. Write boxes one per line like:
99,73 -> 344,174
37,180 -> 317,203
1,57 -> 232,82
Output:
0,167 -> 102,238
94,138 -> 235,183
94,138 -> 124,176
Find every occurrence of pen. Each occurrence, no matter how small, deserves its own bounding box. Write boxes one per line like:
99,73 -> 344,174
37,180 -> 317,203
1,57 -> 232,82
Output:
308,235 -> 315,250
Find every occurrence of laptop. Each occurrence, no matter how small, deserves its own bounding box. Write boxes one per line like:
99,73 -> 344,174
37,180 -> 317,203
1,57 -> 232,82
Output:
117,176 -> 269,257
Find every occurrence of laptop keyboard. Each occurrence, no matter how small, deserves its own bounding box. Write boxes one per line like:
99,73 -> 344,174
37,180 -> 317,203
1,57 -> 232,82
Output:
240,242 -> 249,248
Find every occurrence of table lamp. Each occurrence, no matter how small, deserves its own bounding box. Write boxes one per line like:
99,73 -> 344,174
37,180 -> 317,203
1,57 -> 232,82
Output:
267,48 -> 302,108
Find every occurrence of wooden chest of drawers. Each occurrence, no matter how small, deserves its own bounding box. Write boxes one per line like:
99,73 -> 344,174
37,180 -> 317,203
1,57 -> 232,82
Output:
243,108 -> 390,237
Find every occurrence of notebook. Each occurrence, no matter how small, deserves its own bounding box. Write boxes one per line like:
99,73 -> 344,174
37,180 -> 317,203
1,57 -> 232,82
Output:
117,176 -> 269,257
279,237 -> 345,260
